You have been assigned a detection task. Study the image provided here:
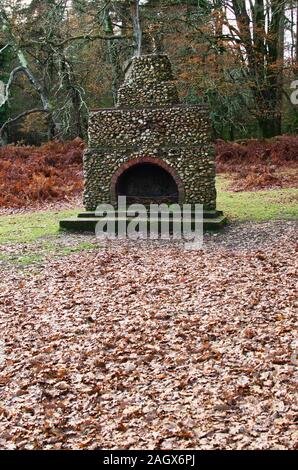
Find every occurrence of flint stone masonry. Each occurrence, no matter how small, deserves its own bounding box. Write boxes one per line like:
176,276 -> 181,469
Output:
83,54 -> 217,211
117,54 -> 179,108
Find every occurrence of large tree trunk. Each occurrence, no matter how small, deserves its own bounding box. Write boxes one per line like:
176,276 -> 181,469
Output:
296,3 -> 298,63
0,65 -> 58,145
261,0 -> 284,138
230,0 -> 284,138
103,8 -> 123,105
258,114 -> 281,139
60,56 -> 88,139
255,83 -> 282,139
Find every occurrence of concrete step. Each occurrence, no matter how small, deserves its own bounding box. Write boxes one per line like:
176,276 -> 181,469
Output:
60,214 -> 227,233
77,210 -> 224,220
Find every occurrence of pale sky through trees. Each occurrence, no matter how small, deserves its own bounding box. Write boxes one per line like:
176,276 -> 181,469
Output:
5,0 -> 297,56
1,1 -> 298,141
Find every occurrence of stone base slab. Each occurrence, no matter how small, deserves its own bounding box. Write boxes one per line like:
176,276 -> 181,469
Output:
60,210 -> 227,233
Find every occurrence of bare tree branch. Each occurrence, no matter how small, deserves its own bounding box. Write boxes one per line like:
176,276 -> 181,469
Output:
0,66 -> 50,111
22,34 -> 130,49
0,44 -> 11,55
0,109 -> 51,145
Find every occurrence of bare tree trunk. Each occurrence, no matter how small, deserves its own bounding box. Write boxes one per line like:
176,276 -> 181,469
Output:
60,56 -> 88,139
133,0 -> 142,57
103,7 -> 123,105
0,109 -> 51,146
296,3 -> 298,63
0,66 -> 57,145
0,7 -> 58,143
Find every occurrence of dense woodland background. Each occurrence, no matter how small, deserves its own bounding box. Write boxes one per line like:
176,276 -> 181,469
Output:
1,0 -> 298,145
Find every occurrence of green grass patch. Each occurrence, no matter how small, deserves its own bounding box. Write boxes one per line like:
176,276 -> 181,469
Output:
13,254 -> 45,267
0,240 -> 97,268
0,179 -> 297,267
0,208 -> 80,244
0,207 -> 99,267
217,176 -> 298,222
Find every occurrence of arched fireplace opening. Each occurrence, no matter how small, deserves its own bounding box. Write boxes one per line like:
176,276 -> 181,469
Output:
115,162 -> 179,205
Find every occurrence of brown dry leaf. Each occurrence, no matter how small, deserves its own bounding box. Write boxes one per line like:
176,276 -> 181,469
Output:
0,221 -> 297,450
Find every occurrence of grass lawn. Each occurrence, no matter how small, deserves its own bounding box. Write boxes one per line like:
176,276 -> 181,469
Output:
0,208 -> 97,266
217,176 -> 298,222
0,177 -> 297,266
0,208 -> 80,244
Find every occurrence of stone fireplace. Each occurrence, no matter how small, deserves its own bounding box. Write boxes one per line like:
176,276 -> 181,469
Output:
60,54 -> 226,231
112,158 -> 181,205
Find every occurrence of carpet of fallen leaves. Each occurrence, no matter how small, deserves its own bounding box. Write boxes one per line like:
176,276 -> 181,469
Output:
0,221 -> 297,450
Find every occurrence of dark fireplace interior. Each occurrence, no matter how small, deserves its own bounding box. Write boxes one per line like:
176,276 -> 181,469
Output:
116,163 -> 179,204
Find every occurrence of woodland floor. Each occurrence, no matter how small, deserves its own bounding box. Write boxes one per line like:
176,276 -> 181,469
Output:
0,220 -> 297,450
0,138 -> 297,449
